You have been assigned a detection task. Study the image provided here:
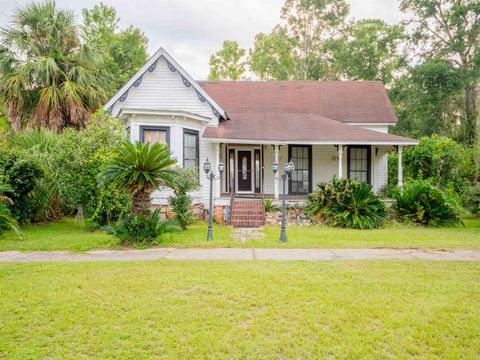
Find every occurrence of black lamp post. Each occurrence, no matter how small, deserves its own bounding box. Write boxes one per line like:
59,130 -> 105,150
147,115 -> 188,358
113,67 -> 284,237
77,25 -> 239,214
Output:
272,159 -> 294,242
204,158 -> 224,240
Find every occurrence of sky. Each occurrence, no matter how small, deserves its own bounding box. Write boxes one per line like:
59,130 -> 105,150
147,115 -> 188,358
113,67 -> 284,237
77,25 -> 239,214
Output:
0,0 -> 406,79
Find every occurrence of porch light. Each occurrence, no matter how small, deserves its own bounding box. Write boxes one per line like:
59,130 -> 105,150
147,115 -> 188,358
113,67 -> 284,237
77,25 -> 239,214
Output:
218,161 -> 225,175
272,161 -> 279,174
203,158 -> 211,175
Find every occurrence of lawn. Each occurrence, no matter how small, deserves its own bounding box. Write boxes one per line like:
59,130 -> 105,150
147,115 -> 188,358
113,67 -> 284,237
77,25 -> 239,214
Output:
2,216 -> 480,251
0,260 -> 479,358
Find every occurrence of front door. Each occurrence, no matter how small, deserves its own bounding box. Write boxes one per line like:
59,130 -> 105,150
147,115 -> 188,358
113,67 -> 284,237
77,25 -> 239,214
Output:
236,150 -> 253,192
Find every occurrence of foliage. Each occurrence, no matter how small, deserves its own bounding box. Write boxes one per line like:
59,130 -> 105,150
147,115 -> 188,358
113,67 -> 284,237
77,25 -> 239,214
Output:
390,58 -> 466,139
306,177 -> 387,229
467,184 -> 480,217
402,135 -> 471,197
0,151 -> 44,223
81,3 -> 148,94
263,198 -> 279,212
0,0 -> 108,131
167,167 -> 200,230
327,19 -> 405,84
393,179 -> 461,226
98,140 -> 178,214
0,182 -> 21,238
56,112 -> 129,225
103,209 -> 179,245
400,0 -> 480,145
208,40 -> 246,80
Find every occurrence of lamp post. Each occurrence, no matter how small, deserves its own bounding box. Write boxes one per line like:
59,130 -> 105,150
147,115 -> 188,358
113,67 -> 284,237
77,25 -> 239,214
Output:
204,158 -> 224,240
272,159 -> 294,242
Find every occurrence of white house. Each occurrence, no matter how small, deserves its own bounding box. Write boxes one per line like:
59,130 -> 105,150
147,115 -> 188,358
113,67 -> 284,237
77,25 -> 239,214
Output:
105,48 -> 417,227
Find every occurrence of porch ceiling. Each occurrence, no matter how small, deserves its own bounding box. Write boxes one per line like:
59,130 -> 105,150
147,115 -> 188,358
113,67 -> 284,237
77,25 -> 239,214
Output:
203,112 -> 417,145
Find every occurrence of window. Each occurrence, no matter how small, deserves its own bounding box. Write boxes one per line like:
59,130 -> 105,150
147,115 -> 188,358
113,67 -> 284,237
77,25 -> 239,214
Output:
140,126 -> 169,146
348,146 -> 371,184
288,145 -> 312,194
183,129 -> 199,169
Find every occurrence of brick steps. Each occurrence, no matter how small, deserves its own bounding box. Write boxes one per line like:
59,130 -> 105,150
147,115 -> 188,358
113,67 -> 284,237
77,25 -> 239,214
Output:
230,199 -> 265,228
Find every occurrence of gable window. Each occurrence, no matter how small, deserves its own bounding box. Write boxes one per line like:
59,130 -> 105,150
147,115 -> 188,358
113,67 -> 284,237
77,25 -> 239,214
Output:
140,126 -> 170,146
348,146 -> 371,184
183,129 -> 199,169
288,145 -> 312,194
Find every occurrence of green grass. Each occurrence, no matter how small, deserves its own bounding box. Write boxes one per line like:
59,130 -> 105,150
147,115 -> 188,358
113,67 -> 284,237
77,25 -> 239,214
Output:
0,218 -> 113,252
0,260 -> 479,358
1,217 -> 480,251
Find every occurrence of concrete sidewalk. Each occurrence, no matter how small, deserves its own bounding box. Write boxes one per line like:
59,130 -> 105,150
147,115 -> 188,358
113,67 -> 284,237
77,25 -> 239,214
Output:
1,248 -> 480,262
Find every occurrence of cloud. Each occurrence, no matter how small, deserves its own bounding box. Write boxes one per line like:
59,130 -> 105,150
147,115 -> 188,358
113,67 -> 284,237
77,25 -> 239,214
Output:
0,0 -> 404,78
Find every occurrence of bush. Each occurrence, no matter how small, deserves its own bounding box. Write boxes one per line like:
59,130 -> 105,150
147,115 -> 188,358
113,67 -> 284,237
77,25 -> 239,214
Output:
264,198 -> 279,212
0,183 -> 21,238
403,135 -> 471,196
393,179 -> 461,226
306,177 -> 387,229
103,209 -> 179,245
167,167 -> 200,229
0,152 -> 44,223
466,184 -> 480,217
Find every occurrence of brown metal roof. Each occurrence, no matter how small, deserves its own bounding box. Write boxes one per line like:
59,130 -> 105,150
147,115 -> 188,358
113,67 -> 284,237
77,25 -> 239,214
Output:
202,112 -> 417,144
199,80 -> 398,124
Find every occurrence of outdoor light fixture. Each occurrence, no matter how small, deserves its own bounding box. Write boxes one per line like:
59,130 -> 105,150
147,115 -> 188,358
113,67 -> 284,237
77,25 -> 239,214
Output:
204,158 -> 224,240
272,158 -> 295,242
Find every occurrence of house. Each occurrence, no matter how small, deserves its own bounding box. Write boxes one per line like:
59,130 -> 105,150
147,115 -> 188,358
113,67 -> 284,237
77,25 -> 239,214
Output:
105,48 -> 417,227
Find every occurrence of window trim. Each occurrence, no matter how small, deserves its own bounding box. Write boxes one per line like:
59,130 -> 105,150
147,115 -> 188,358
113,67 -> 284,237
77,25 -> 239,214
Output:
140,125 -> 170,146
288,144 -> 312,195
183,128 -> 199,169
347,145 -> 371,184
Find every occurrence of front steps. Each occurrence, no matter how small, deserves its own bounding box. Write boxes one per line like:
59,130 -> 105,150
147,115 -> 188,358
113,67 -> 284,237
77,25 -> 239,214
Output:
230,198 -> 265,228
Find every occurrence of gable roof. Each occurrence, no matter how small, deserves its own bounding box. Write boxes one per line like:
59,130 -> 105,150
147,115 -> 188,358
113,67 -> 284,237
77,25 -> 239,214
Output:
199,80 -> 397,124
104,48 -> 226,119
203,112 -> 417,145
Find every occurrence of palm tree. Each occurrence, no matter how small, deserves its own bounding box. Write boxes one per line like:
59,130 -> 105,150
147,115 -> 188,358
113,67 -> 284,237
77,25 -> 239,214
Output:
0,1 -> 108,132
98,141 -> 178,214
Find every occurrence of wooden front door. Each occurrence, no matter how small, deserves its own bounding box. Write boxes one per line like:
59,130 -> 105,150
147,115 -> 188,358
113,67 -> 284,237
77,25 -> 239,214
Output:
236,150 -> 253,192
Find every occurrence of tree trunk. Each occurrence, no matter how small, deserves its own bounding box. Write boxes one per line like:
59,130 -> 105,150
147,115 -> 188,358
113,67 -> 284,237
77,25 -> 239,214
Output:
132,191 -> 151,215
464,84 -> 478,146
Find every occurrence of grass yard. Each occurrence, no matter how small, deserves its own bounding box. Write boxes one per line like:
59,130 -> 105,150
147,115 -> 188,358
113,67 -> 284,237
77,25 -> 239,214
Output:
1,216 -> 480,251
0,260 -> 479,358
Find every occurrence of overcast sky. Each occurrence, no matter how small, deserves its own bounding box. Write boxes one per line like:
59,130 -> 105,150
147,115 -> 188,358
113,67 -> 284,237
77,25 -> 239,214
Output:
0,0 -> 406,79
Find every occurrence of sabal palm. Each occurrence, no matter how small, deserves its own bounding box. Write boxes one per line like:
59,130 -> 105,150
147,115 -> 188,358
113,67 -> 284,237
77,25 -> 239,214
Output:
98,141 -> 178,214
0,0 -> 107,132
0,183 -> 21,238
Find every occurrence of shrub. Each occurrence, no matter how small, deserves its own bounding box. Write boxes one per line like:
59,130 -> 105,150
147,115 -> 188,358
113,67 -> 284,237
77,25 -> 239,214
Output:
0,183 -> 21,238
264,198 -> 279,212
103,209 -> 179,245
403,135 -> 471,196
466,184 -> 480,217
167,167 -> 200,229
393,179 -> 461,226
0,152 -> 44,223
306,177 -> 387,229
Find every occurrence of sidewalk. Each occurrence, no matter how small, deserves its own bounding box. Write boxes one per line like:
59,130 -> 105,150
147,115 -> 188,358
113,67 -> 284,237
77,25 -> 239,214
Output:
1,248 -> 480,262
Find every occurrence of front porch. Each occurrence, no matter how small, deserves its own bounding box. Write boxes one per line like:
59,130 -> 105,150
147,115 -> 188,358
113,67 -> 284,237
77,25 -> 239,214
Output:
212,142 -> 406,203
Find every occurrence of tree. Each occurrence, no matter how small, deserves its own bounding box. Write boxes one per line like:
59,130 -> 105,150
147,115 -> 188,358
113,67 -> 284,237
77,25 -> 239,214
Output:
328,19 -> 405,84
390,58 -> 466,138
98,141 -> 178,214
279,0 -> 350,80
0,1 -> 108,132
249,26 -> 297,80
400,0 -> 480,145
82,3 -> 148,94
208,40 -> 246,80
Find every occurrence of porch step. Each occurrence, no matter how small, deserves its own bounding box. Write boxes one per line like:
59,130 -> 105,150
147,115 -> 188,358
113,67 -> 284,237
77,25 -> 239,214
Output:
230,199 -> 265,228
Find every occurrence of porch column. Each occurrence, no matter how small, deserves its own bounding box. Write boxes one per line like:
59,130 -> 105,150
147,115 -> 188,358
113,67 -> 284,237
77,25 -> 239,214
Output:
337,145 -> 344,178
215,143 -> 221,198
274,144 -> 279,200
397,145 -> 403,187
